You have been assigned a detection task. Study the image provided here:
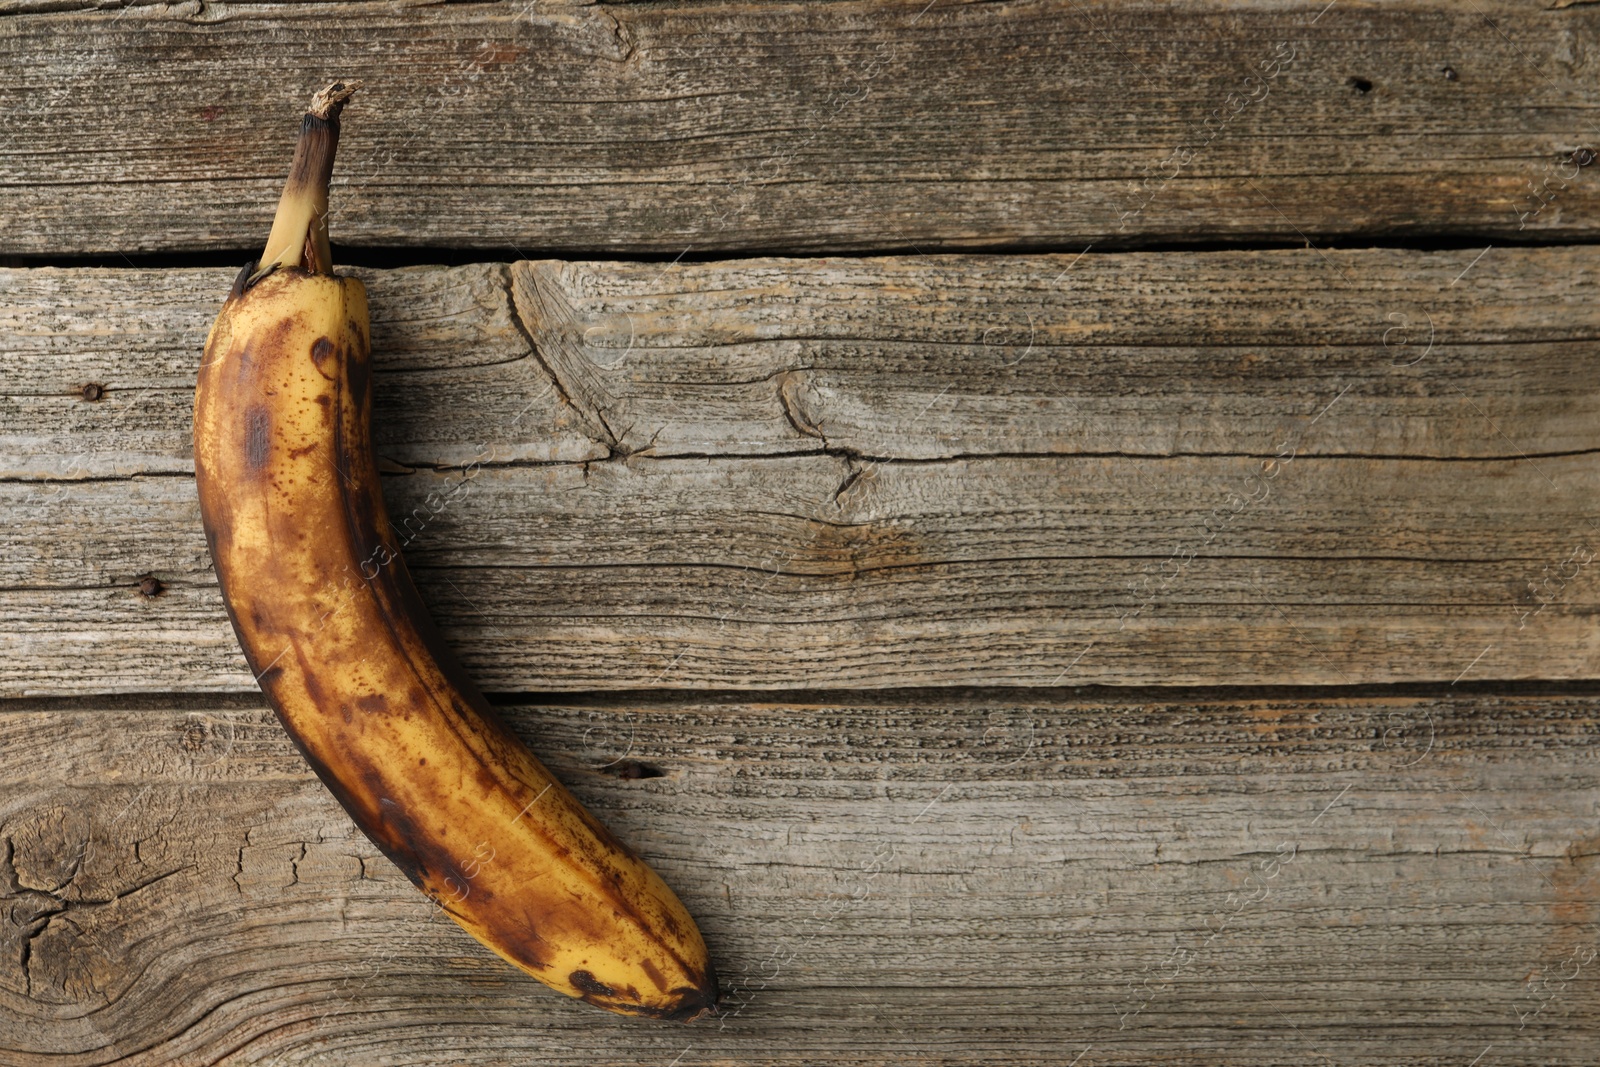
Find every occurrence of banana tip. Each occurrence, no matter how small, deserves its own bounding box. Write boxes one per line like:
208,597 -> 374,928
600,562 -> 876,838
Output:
668,992 -> 721,1026
671,962 -> 721,1025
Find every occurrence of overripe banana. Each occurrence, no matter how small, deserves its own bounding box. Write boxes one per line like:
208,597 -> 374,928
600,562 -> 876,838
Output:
193,83 -> 718,1022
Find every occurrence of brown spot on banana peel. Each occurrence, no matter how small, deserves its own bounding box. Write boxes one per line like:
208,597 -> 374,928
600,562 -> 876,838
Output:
570,969 -> 616,998
242,405 -> 271,471
194,91 -> 715,1022
310,336 -> 335,377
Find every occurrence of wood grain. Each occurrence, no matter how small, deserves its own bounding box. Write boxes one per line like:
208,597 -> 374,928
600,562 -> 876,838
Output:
3,0 -> 1599,255
5,248 -> 1599,695
0,691 -> 1596,1065
8,1 -> 1598,1059
10,247 -> 1600,476
10,448 -> 1600,695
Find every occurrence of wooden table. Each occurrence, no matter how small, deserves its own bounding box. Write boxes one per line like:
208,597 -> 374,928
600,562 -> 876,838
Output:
3,1 -> 1598,1063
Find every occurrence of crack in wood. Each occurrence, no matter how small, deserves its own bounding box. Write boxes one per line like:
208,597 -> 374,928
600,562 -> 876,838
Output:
501,263 -> 621,454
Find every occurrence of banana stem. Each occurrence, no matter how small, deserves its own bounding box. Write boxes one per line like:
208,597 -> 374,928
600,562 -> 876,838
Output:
257,81 -> 360,278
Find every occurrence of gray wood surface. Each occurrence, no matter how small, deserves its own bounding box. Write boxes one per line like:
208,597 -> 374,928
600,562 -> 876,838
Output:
4,0 -> 1600,255
5,249 -> 1599,695
6,1 -> 1600,1058
1,690 -> 1596,1065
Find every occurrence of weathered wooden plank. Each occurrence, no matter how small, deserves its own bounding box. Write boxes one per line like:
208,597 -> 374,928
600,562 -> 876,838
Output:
7,247 -> 1600,475
3,0 -> 1598,255
5,249 -> 1599,694
8,448 -> 1600,694
508,248 -> 1600,460
1,692 -> 1596,1064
